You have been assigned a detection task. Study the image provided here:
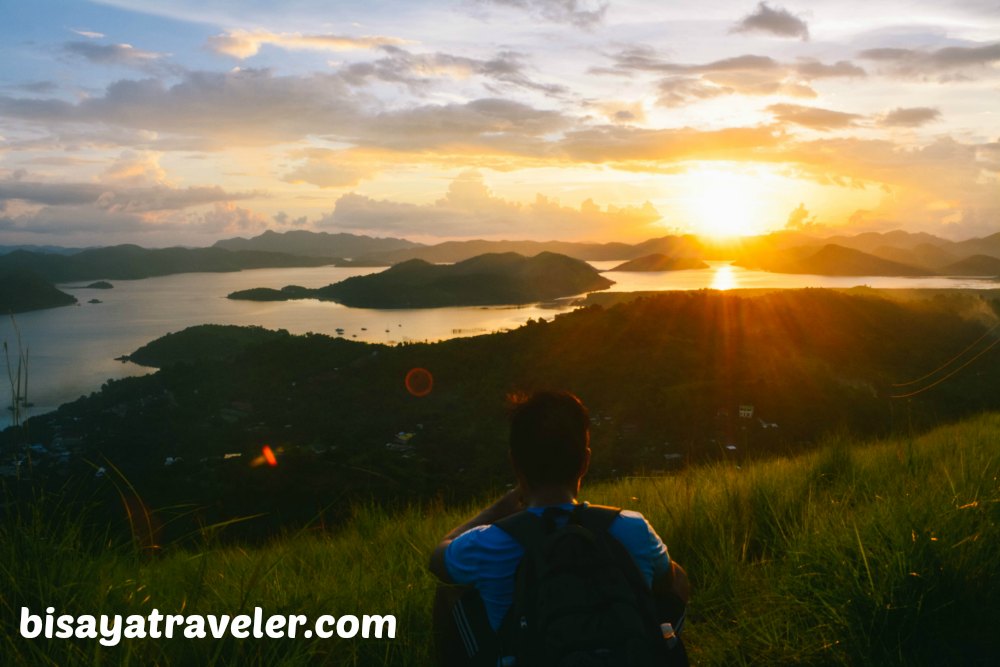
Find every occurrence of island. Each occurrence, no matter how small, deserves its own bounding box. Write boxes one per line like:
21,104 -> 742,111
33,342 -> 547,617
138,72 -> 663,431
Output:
85,281 -> 114,289
228,252 -> 615,308
0,269 -> 77,313
608,254 -> 708,272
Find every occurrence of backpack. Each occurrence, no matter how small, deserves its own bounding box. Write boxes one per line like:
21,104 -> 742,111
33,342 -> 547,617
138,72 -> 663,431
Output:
494,504 -> 688,667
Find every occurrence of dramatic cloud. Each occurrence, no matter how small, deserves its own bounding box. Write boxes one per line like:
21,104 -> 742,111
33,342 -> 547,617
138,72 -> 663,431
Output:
766,103 -> 864,130
477,0 -> 608,28
731,3 -> 809,40
878,107 -> 942,127
0,69 -> 569,152
859,42 -> 1000,77
205,29 -> 409,59
0,69 -> 360,148
320,171 -> 660,239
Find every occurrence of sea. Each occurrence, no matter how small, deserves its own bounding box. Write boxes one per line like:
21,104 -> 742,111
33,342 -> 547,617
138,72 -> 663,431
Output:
3,261 -> 999,430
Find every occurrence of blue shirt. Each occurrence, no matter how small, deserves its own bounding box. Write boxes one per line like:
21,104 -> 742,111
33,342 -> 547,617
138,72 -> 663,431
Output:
444,502 -> 672,630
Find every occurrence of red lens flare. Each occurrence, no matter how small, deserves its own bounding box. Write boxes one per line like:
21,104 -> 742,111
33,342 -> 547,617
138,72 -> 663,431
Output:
405,367 -> 434,397
262,444 -> 278,467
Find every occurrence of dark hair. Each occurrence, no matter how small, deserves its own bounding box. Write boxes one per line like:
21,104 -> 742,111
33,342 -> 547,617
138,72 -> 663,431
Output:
508,391 -> 590,488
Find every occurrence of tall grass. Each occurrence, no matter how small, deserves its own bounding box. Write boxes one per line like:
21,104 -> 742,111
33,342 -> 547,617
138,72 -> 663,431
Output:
3,414 -> 999,665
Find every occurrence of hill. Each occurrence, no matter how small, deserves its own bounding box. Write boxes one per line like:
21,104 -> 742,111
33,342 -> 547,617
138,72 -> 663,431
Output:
941,254 -> 1000,276
741,244 -> 932,276
4,412 -> 999,666
213,229 -> 421,259
0,245 -> 334,282
609,254 -> 708,272
360,235 -> 704,264
229,252 -> 615,307
0,269 -> 77,313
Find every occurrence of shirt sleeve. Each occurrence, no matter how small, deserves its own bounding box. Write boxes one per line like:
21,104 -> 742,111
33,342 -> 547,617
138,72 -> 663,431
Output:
609,509 -> 672,587
443,525 -> 491,585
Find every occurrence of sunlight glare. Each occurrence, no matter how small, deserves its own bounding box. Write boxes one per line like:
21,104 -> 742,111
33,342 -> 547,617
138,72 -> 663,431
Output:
677,166 -> 772,239
711,264 -> 736,290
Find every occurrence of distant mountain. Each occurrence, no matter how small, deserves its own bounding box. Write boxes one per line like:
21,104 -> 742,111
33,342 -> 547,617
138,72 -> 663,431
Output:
214,230 -> 422,259
0,269 -> 77,313
609,254 -> 708,272
953,232 -> 1000,260
821,230 -> 953,254
0,245 -> 85,256
869,243 -> 958,271
229,252 -> 614,308
0,245 -> 334,282
742,244 -> 932,277
940,254 -> 1000,276
361,235 -> 703,264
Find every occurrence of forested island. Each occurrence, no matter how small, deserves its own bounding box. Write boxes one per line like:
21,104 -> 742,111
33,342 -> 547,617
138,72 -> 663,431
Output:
609,254 -> 709,272
228,251 -> 615,307
0,269 -> 77,313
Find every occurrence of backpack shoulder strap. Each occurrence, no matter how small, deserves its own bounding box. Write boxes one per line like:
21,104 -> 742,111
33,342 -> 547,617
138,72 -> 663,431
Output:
494,509 -> 547,551
572,504 -> 622,534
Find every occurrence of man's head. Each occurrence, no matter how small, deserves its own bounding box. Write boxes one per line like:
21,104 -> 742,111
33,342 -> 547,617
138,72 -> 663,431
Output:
508,391 -> 590,491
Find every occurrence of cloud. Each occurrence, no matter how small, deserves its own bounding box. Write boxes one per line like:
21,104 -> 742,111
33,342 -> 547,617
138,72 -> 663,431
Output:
357,98 -> 570,152
197,201 -> 269,234
859,41 -> 1000,78
785,202 -> 818,229
766,103 -> 864,130
0,178 -> 256,212
793,59 -> 866,79
273,211 -> 308,227
598,48 -> 864,106
205,29 -> 409,59
0,68 -> 570,152
335,46 -> 567,97
319,171 -> 660,239
731,3 -> 809,40
9,81 -> 59,94
281,149 -> 375,188
476,0 -> 608,28
71,29 -> 106,39
555,125 -> 782,163
877,107 -> 941,127
63,41 -> 174,74
0,69 -> 360,148
100,151 -> 170,187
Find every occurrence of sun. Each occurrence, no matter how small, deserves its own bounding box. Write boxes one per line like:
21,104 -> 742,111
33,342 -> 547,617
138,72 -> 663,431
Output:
676,165 -> 772,240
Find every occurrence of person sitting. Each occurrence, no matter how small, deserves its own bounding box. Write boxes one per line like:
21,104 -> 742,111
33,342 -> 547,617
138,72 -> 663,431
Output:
429,390 -> 690,666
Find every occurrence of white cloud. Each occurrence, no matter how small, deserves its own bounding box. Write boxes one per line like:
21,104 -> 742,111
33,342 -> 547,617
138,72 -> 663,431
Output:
205,29 -> 410,59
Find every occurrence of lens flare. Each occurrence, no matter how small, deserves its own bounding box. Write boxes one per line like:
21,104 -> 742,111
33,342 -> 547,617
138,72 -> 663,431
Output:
405,367 -> 434,397
262,445 -> 278,467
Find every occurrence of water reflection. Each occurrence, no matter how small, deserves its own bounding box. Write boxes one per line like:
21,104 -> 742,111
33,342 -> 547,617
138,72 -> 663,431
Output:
710,264 -> 736,290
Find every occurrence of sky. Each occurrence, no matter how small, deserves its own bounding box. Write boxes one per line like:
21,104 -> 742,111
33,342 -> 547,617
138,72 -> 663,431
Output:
0,0 -> 998,247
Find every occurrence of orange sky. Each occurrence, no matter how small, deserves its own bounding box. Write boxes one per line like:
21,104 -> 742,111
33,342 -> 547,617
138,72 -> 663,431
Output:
0,1 -> 998,245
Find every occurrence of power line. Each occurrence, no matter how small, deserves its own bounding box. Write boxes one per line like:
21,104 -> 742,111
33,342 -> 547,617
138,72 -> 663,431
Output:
891,322 -> 1000,388
889,335 -> 1000,399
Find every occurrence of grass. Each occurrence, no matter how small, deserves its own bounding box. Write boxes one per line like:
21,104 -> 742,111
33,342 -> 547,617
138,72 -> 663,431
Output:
3,413 -> 1000,666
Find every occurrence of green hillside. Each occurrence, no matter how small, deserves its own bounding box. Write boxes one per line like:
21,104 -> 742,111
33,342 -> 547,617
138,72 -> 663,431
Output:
4,413 -> 998,666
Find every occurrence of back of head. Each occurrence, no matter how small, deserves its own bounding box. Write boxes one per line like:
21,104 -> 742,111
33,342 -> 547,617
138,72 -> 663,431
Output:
508,391 -> 590,489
